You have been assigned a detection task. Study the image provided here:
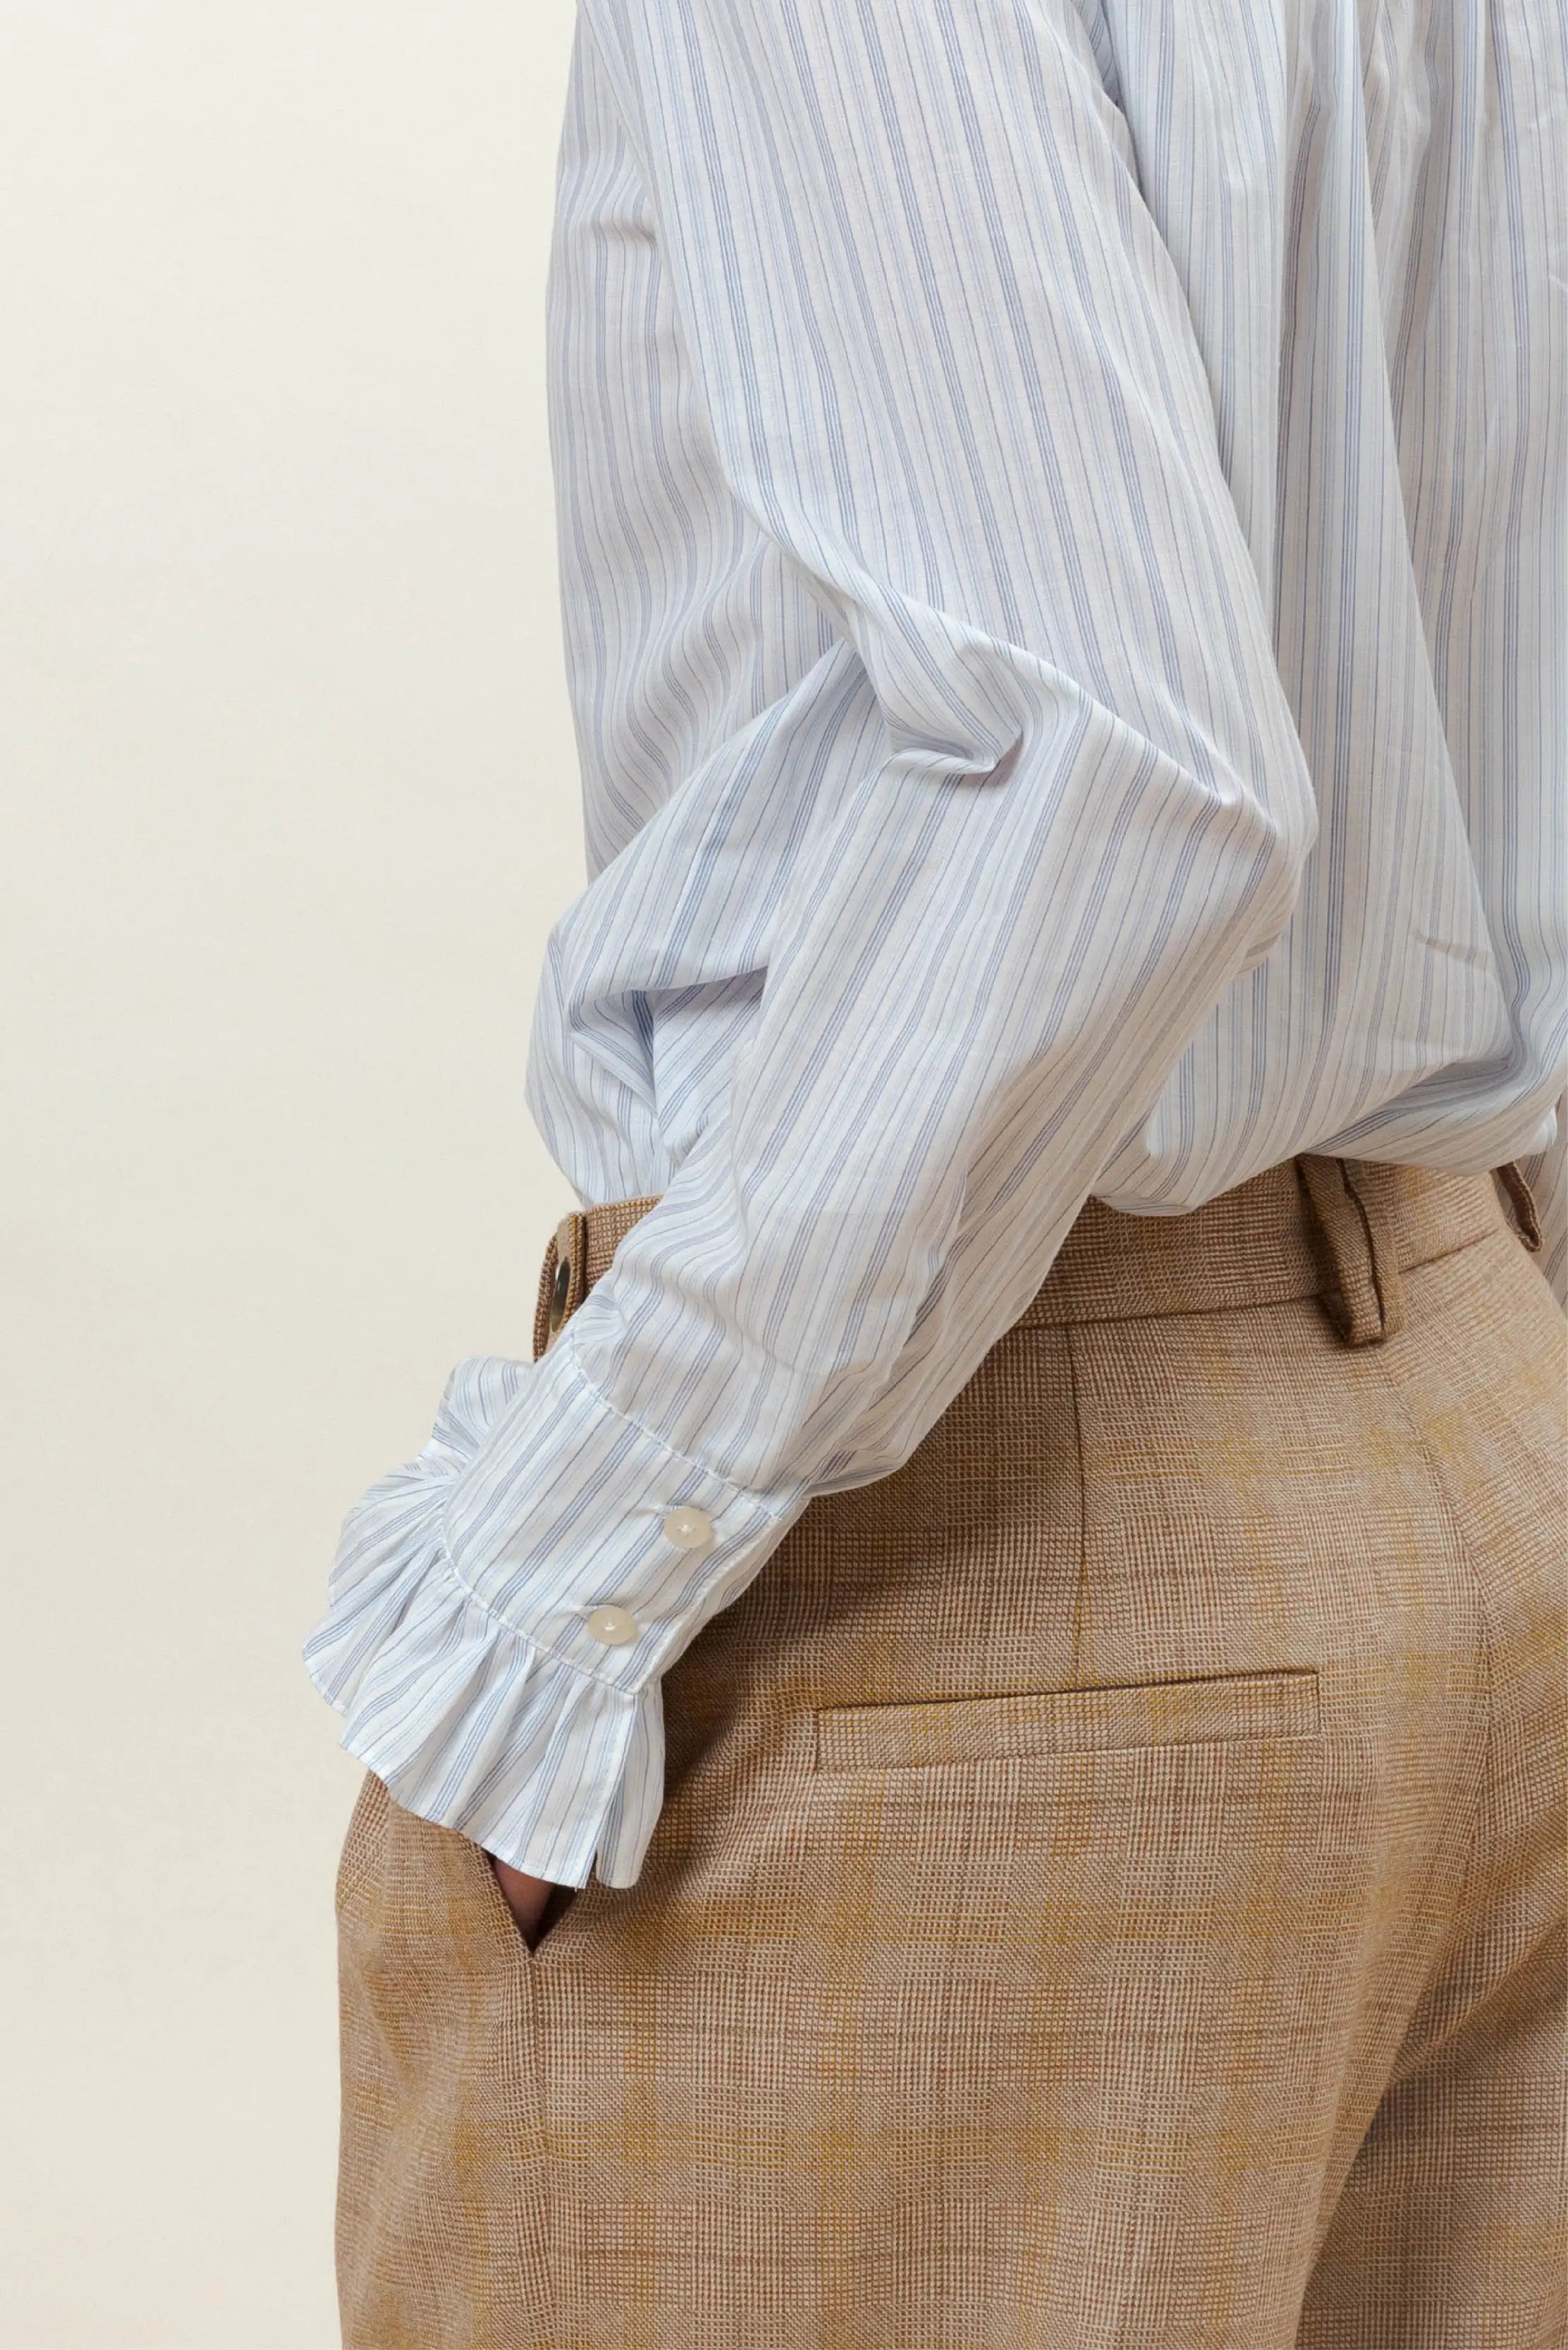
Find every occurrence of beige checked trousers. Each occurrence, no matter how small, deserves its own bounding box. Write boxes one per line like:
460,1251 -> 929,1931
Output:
334,1156 -> 1566,2349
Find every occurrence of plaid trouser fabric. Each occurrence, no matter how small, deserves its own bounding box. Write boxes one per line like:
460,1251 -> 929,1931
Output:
334,1156 -> 1566,2349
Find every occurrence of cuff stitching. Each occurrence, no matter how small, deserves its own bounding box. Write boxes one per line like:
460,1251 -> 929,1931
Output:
436,1534 -> 641,1692
431,1337 -> 806,1682
531,1328 -> 806,1507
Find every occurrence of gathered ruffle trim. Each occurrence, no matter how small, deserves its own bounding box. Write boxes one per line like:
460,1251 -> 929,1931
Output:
302,1441 -> 666,1889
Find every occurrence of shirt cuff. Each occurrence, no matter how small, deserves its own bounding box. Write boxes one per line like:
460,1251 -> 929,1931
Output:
302,1333 -> 807,1887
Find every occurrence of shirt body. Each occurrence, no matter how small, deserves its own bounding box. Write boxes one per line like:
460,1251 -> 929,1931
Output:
305,0 -> 1567,1888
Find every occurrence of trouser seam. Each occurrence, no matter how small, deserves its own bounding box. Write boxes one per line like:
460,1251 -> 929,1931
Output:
1366,1346 -> 1496,2081
1005,1231 -> 1497,1335
1063,1324 -> 1091,1686
1299,1340 -> 1495,2273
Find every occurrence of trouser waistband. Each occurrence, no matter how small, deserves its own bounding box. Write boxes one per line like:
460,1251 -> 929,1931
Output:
534,1154 -> 1541,1361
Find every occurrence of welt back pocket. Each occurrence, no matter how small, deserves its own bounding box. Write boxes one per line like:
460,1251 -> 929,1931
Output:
813,1666 -> 1320,1773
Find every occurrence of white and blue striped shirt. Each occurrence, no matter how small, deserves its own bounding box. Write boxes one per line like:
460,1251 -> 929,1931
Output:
305,0 -> 1567,1888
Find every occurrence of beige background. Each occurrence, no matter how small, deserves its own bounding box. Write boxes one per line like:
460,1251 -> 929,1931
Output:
1,6 -> 581,2342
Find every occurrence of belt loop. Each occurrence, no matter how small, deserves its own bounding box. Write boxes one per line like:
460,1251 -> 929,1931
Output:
1494,1161 -> 1543,1252
532,1195 -> 663,1359
533,1211 -> 589,1359
1295,1156 -> 1407,1346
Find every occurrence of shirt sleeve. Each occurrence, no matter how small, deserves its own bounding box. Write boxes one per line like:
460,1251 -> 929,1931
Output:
302,0 -> 1318,1888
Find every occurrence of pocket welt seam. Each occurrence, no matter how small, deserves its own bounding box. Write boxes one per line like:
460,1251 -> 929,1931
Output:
811,1667 -> 1321,1773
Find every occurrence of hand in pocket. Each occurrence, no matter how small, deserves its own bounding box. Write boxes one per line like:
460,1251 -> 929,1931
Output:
489,1852 -> 576,1950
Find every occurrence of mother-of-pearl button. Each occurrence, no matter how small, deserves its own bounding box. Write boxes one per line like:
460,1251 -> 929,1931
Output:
585,1604 -> 639,1647
662,1505 -> 714,1551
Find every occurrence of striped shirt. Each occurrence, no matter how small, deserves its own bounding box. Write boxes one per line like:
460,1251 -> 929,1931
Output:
304,0 -> 1567,1889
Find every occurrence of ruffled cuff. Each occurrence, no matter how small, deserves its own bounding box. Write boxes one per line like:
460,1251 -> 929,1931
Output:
302,1337 -> 805,1887
302,1519 -> 666,1887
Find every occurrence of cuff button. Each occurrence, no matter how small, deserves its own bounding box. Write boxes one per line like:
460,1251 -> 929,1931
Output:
662,1506 -> 715,1552
585,1604 -> 639,1647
